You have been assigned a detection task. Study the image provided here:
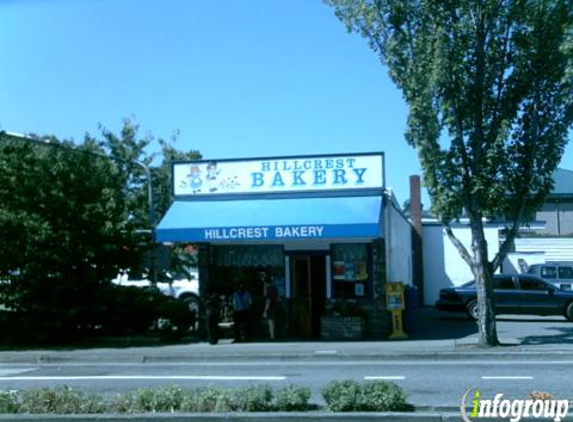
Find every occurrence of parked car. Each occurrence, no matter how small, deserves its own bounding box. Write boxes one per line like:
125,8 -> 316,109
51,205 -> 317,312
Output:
435,274 -> 573,321
527,262 -> 573,290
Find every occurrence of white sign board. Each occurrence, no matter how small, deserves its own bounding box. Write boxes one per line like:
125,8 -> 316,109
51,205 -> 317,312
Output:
173,153 -> 384,197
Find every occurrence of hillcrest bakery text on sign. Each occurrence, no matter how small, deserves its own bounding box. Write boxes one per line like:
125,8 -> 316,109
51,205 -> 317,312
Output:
173,153 -> 384,197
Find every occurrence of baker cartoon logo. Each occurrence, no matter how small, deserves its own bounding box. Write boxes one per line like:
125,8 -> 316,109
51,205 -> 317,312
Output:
188,165 -> 203,193
206,161 -> 220,193
461,387 -> 569,422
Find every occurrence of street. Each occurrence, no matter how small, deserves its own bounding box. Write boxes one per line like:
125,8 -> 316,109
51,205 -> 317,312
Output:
0,309 -> 572,410
0,357 -> 572,408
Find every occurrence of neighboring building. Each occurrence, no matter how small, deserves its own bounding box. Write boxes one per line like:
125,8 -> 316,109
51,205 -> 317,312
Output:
156,152 -> 413,340
421,220 -> 501,306
417,168 -> 573,305
508,168 -> 573,267
532,168 -> 573,236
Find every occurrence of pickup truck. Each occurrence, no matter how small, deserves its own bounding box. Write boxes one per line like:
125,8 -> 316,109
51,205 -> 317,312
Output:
111,270 -> 200,315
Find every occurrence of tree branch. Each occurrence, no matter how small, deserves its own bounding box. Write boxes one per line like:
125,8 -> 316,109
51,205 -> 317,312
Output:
443,222 -> 473,267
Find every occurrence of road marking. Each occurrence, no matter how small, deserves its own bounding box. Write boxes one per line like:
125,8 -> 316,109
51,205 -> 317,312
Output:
1,375 -> 286,381
314,350 -> 338,355
481,376 -> 533,380
364,376 -> 405,380
0,368 -> 37,376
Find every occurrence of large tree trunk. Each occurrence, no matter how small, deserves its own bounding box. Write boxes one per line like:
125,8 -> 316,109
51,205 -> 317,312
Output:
470,220 -> 499,347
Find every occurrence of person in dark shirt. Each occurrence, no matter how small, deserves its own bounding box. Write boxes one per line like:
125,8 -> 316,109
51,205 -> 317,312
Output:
263,277 -> 279,340
232,283 -> 252,342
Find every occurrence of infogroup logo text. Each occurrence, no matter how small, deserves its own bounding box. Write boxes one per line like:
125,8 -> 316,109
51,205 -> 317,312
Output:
461,387 -> 569,422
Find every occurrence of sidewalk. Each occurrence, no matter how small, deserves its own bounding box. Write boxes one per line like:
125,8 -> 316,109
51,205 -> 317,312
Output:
0,307 -> 572,364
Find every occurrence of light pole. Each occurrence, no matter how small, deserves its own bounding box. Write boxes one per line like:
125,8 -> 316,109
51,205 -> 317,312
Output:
3,131 -> 157,283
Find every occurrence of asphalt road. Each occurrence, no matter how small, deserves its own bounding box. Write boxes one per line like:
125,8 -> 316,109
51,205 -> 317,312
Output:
0,309 -> 572,410
0,357 -> 571,408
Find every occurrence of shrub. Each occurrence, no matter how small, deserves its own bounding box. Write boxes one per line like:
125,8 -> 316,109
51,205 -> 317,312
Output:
195,386 -> 234,412
234,385 -> 273,412
359,380 -> 410,411
322,379 -> 362,412
155,297 -> 195,339
97,285 -> 163,335
0,391 -> 18,413
275,385 -> 312,411
110,385 -> 190,413
322,379 -> 411,412
17,386 -> 104,414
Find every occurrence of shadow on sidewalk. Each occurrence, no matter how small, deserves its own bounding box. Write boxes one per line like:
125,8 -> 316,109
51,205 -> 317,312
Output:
405,307 -> 478,341
515,325 -> 573,346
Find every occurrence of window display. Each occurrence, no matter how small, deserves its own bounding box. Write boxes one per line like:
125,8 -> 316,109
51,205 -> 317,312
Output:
331,244 -> 370,298
210,245 -> 285,298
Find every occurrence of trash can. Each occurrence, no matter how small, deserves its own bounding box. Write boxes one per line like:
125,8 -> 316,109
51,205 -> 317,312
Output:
404,285 -> 419,335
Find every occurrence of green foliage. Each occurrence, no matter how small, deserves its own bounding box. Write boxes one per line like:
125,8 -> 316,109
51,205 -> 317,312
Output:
322,379 -> 410,412
16,386 -> 104,414
111,385 -> 274,413
360,380 -> 410,411
111,385 -> 187,413
275,385 -> 312,411
322,379 -> 362,411
325,0 -> 573,346
0,391 -> 18,414
235,385 -> 274,412
325,0 -> 573,230
0,120 -> 201,345
0,383 -> 407,414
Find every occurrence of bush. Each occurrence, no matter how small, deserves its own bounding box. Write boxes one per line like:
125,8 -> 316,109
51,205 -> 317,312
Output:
110,385 -> 187,413
234,385 -> 273,412
16,386 -> 104,414
0,382 -> 406,414
322,379 -> 410,412
155,296 -> 195,339
275,385 -> 312,411
322,379 -> 362,412
359,380 -> 410,411
96,285 -> 163,336
194,386 -> 234,413
0,391 -> 18,413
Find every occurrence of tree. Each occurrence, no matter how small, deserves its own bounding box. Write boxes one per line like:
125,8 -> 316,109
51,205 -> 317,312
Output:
0,122 -> 201,343
325,0 -> 573,346
97,119 -> 201,277
0,132 -> 139,341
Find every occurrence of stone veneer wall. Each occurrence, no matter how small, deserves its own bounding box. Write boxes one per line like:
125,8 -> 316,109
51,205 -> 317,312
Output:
321,239 -> 392,340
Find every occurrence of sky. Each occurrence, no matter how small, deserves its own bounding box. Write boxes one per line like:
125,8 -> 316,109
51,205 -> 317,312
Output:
1,0 -> 571,208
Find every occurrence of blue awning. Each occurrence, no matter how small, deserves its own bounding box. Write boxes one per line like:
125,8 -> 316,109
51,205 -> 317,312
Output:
156,196 -> 384,243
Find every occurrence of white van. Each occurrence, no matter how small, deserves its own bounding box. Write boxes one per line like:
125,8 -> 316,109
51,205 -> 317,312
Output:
527,263 -> 573,290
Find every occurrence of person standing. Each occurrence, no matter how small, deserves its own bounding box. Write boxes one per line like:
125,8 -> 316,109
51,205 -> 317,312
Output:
232,283 -> 252,342
263,277 -> 279,340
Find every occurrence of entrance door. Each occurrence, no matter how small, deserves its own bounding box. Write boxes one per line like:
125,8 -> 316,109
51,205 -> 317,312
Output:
290,254 -> 326,339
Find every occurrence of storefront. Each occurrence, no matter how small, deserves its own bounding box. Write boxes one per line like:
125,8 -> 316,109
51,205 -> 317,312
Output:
156,152 -> 412,340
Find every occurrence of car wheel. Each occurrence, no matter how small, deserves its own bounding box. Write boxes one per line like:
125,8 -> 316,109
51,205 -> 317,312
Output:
565,302 -> 573,322
466,300 -> 479,320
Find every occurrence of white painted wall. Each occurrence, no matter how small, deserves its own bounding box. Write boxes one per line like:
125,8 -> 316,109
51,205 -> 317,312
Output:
422,223 -> 500,305
387,202 -> 413,286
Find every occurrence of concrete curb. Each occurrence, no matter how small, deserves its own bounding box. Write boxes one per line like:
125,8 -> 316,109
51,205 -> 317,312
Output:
2,348 -> 573,364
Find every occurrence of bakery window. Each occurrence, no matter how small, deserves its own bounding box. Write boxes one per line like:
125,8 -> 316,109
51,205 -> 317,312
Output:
331,243 -> 371,299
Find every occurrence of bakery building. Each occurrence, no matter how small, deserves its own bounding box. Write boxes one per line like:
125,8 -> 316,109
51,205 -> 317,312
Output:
156,152 -> 414,340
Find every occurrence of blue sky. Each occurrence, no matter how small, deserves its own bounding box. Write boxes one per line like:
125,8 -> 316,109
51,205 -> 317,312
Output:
1,0 -> 571,207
